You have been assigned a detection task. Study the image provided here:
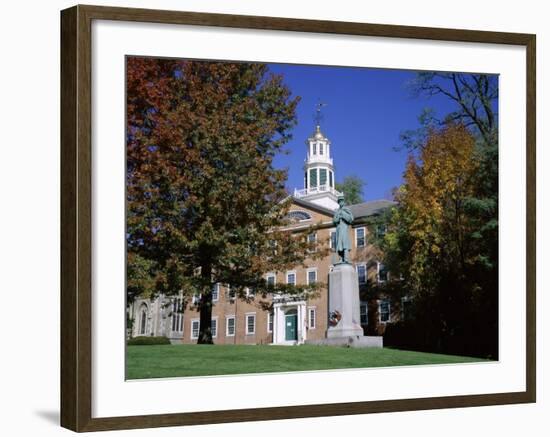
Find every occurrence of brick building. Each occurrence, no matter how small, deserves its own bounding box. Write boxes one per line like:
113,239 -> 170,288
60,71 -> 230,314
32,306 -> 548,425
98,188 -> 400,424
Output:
128,125 -> 398,344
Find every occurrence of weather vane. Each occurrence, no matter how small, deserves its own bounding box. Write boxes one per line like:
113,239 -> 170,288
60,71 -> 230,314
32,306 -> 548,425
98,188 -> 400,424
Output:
314,101 -> 328,126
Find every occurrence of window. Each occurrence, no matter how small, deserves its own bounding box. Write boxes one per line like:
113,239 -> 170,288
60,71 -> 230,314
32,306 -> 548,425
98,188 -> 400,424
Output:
267,312 -> 273,333
401,296 -> 413,321
379,299 -> 391,323
226,316 -> 235,336
308,308 -> 316,329
319,168 -> 327,186
139,306 -> 147,335
211,283 -> 219,301
246,287 -> 255,298
312,142 -> 316,155
360,302 -> 368,326
191,320 -> 200,339
286,271 -> 296,285
211,318 -> 218,338
286,210 -> 312,222
330,231 -> 336,251
226,284 -> 235,300
191,293 -> 201,305
377,262 -> 388,282
307,232 -> 317,252
307,269 -> 317,285
171,298 -> 183,332
319,142 -> 324,155
357,264 -> 366,284
329,171 -> 333,188
355,227 -> 366,247
246,314 -> 256,335
266,273 -> 276,287
376,224 -> 387,238
309,168 -> 317,187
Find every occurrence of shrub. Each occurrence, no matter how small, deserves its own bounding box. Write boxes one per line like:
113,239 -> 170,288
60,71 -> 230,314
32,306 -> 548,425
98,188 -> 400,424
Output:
127,336 -> 171,346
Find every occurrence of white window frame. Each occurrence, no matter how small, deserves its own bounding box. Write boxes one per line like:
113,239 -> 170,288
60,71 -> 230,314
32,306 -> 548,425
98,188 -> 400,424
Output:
267,312 -> 273,333
266,272 -> 276,286
286,270 -> 297,285
355,227 -> 366,248
329,230 -> 336,250
307,232 -> 317,252
226,315 -> 236,337
245,313 -> 256,335
245,287 -> 255,298
360,301 -> 369,326
401,296 -> 413,321
306,268 -> 317,285
191,293 -> 201,305
377,261 -> 388,283
190,319 -> 200,339
378,299 -> 391,323
171,297 -> 184,333
226,284 -> 235,301
211,283 -> 219,301
211,317 -> 218,338
308,307 -> 316,329
356,263 -> 367,284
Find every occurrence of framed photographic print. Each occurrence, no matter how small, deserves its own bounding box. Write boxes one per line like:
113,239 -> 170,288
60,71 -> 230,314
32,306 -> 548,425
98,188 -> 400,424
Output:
60,4 -> 536,432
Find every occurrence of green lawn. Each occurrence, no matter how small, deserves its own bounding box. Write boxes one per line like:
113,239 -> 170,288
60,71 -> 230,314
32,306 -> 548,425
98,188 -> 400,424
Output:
126,344 -> 489,379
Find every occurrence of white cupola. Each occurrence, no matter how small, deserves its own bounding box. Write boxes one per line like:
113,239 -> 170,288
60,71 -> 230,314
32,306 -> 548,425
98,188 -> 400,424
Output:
293,124 -> 342,210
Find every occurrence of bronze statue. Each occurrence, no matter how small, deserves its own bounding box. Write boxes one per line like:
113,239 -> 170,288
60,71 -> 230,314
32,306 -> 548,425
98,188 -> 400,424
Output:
333,195 -> 353,264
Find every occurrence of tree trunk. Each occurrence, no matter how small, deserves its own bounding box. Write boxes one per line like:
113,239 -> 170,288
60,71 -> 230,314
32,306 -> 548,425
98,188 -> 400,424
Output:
197,265 -> 214,344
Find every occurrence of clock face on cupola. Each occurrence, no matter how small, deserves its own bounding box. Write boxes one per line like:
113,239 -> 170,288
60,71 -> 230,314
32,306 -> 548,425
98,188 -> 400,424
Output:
293,103 -> 343,210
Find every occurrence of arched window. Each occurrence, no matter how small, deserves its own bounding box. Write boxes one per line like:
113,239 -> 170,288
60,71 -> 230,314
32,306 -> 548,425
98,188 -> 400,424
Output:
285,210 -> 312,222
139,304 -> 148,335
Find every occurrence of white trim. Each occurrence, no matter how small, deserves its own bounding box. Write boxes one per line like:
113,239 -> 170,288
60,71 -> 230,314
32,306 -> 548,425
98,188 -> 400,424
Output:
378,299 -> 391,323
356,263 -> 367,284
211,283 -> 219,302
190,319 -> 200,339
266,272 -> 276,286
329,229 -> 336,250
211,317 -> 218,338
306,267 -> 317,285
360,301 -> 369,326
225,315 -> 236,337
355,226 -> 366,248
308,307 -> 316,329
245,312 -> 256,335
267,312 -> 273,333
286,270 -> 297,285
226,284 -> 235,301
307,232 -> 318,252
377,261 -> 388,283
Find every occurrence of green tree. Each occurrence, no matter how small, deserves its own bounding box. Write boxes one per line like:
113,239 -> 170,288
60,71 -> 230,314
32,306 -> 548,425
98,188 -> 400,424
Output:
126,58 -> 324,344
383,72 -> 499,358
383,124 -> 497,358
335,175 -> 365,205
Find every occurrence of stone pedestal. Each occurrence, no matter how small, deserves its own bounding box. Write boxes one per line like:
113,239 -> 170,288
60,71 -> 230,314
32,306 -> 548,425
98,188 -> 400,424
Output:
306,263 -> 383,348
327,263 -> 364,338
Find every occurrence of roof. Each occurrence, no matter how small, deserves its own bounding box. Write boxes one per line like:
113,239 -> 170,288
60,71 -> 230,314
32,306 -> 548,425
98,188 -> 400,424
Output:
289,196 -> 396,220
348,199 -> 396,219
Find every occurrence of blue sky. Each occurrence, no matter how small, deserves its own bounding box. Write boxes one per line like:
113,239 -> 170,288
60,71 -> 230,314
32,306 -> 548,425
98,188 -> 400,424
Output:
268,63 -> 460,202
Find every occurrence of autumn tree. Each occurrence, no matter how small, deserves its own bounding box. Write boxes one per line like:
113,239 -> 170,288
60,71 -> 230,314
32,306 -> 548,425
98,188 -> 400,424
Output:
382,124 -> 497,358
335,175 -> 365,205
126,58 -> 324,344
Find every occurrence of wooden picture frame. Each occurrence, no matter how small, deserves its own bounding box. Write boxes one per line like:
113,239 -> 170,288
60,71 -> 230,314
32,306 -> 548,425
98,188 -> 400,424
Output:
60,4 -> 536,432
